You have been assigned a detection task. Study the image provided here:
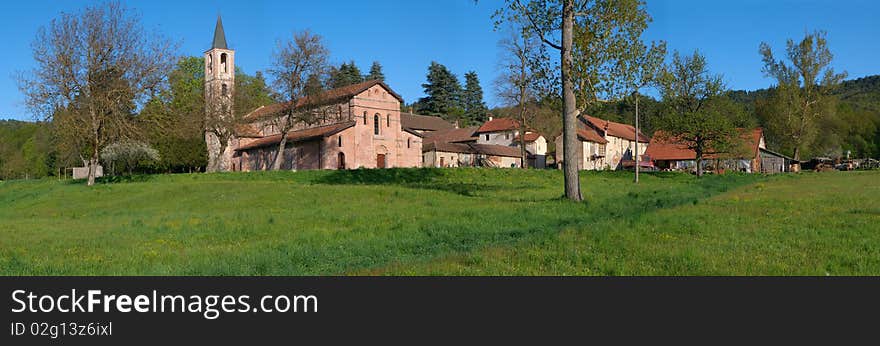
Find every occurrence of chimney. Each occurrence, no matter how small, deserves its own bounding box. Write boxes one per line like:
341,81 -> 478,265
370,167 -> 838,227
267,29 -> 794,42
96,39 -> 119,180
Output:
454,120 -> 459,129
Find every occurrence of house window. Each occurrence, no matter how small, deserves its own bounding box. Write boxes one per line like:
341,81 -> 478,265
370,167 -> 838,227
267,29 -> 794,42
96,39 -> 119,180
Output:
505,132 -> 510,140
338,136 -> 342,147
407,138 -> 411,148
363,111 -> 368,125
337,152 -> 346,169
386,114 -> 390,127
337,106 -> 343,118
374,114 -> 380,135
485,134 -> 489,141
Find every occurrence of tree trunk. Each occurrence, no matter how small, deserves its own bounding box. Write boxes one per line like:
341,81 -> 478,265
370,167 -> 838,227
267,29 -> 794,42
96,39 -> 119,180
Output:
634,92 -> 640,184
272,135 -> 289,171
695,153 -> 703,177
561,0 -> 582,201
518,104 -> 528,169
87,146 -> 98,186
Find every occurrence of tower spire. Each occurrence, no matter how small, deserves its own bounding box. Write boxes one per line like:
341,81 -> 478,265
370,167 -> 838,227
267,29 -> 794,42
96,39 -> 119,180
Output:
212,15 -> 228,49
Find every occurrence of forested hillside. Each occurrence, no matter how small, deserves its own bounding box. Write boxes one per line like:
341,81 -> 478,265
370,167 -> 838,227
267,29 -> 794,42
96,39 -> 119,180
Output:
0,120 -> 53,180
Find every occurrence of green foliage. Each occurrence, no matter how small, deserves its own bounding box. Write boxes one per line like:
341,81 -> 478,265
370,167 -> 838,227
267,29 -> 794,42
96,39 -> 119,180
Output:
0,120 -> 53,180
416,62 -> 464,122
328,61 -> 364,88
758,31 -> 847,160
462,71 -> 489,126
656,51 -> 740,176
366,61 -> 385,81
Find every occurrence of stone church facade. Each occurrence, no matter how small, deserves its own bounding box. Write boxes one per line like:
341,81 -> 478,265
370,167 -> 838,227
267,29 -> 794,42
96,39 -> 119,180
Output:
204,17 -> 422,171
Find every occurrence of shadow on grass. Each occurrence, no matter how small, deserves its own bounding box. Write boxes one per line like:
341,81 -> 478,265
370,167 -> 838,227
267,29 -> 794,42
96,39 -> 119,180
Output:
315,168 -> 503,197
64,174 -> 154,185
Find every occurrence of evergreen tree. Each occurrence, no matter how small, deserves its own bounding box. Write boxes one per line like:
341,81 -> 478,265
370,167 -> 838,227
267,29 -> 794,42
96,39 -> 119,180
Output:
462,71 -> 488,126
367,61 -> 385,81
328,61 -> 364,89
304,73 -> 324,96
417,61 -> 463,121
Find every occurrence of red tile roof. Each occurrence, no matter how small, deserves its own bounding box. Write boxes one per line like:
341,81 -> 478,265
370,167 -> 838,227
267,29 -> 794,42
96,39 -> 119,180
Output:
423,127 -> 478,144
423,141 -> 522,158
645,128 -> 764,161
234,124 -> 263,138
244,80 -> 402,121
400,113 -> 455,131
583,115 -> 649,142
576,128 -> 608,144
235,121 -> 355,151
476,117 -> 520,133
514,132 -> 542,142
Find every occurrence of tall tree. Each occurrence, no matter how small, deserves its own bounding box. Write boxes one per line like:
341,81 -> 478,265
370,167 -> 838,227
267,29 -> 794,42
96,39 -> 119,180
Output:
759,30 -> 847,163
496,26 -> 542,168
17,1 -> 175,186
267,30 -> 330,170
463,71 -> 489,126
367,61 -> 385,81
655,51 -> 738,177
495,0 -> 661,201
328,61 -> 364,88
417,62 -> 464,121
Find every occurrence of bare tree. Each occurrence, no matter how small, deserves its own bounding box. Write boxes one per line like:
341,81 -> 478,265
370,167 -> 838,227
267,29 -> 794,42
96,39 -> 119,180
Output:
266,30 -> 330,171
496,26 -> 542,168
17,1 -> 175,185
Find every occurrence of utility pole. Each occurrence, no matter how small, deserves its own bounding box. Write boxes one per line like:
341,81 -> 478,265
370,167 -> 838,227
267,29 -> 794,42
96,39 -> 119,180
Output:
634,90 -> 640,184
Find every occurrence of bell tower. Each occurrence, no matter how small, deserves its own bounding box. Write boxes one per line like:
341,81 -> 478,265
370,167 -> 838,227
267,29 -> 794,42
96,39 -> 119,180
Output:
205,15 -> 235,172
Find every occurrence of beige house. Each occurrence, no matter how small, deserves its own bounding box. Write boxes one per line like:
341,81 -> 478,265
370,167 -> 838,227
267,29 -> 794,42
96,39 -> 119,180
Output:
473,117 -> 547,168
555,115 -> 649,170
421,123 -> 525,168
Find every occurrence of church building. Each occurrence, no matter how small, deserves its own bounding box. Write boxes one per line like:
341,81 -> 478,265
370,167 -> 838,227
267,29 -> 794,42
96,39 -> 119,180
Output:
203,17 -> 423,171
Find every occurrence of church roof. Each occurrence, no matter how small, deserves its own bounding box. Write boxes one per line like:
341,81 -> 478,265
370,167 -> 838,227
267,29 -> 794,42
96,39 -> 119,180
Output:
244,80 -> 403,121
235,121 -> 355,151
212,16 -> 228,49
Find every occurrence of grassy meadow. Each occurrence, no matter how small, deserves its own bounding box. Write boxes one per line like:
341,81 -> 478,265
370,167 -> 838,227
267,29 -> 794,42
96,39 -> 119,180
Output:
0,168 -> 877,275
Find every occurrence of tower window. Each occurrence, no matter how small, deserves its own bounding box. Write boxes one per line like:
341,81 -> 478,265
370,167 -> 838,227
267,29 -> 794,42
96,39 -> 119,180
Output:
221,84 -> 228,96
373,114 -> 380,135
221,53 -> 228,73
207,55 -> 213,73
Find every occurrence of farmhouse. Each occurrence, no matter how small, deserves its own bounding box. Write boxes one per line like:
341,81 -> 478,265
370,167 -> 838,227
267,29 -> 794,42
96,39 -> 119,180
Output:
644,128 -> 792,173
204,18 -> 422,171
421,117 -> 548,168
554,115 -> 649,170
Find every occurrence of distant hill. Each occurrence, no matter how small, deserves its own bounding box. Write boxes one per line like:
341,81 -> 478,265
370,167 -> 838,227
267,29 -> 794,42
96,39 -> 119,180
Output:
728,75 -> 880,158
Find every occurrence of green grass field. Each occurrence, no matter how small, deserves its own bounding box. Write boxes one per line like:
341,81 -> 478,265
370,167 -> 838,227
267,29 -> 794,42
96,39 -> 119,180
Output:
0,168 -> 877,275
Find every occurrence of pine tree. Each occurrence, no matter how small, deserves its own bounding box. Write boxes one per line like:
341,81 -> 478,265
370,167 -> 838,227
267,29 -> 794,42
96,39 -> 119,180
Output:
328,61 -> 364,89
367,61 -> 385,81
462,71 -> 488,126
417,62 -> 463,121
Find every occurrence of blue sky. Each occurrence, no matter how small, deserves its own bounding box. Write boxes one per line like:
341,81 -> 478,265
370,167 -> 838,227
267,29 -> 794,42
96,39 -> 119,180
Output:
1,0 -> 879,120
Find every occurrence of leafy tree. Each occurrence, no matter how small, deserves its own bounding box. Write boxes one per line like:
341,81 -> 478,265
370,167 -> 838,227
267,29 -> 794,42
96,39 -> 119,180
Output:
417,62 -> 464,121
367,61 -> 385,81
328,61 -> 364,88
462,71 -> 489,126
17,1 -> 175,185
304,73 -> 325,96
759,30 -> 847,162
100,139 -> 160,175
656,51 -> 740,177
494,0 -> 663,201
